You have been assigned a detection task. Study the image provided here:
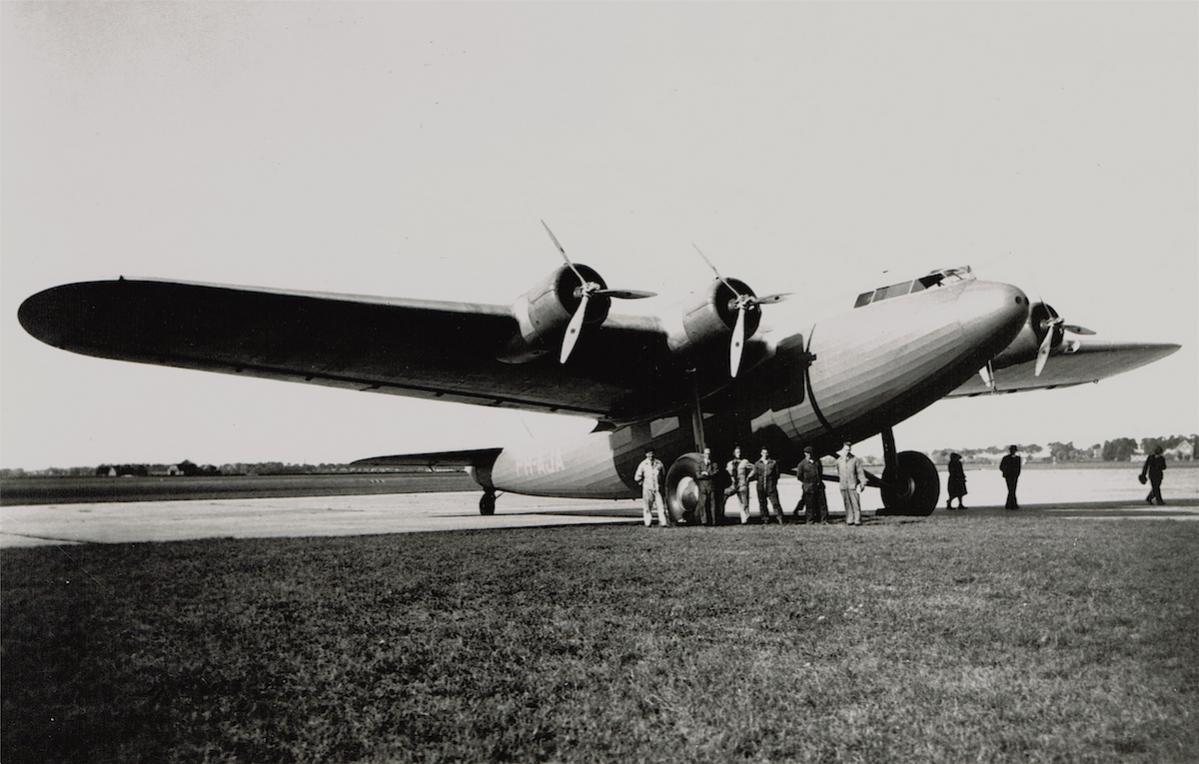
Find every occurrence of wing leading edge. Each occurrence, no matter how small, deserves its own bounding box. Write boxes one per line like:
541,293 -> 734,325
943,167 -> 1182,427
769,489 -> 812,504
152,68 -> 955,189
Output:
18,279 -> 682,421
947,339 -> 1180,397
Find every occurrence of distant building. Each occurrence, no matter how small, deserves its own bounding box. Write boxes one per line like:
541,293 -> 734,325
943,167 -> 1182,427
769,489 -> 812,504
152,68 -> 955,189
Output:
166,464 -> 183,476
1165,439 -> 1195,461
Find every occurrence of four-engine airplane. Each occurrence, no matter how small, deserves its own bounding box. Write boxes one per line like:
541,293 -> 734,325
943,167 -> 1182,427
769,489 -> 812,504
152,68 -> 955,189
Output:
18,234 -> 1180,520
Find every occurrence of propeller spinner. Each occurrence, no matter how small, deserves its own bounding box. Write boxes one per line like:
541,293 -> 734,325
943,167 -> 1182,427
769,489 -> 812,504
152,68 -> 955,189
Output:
692,244 -> 790,377
540,221 -> 656,364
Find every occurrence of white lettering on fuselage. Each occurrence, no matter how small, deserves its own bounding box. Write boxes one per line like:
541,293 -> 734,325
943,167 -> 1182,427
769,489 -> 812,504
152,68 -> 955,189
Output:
515,451 -> 566,478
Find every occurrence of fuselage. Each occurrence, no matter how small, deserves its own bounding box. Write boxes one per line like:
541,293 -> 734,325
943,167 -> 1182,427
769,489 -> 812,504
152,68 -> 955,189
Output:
485,278 -> 1029,498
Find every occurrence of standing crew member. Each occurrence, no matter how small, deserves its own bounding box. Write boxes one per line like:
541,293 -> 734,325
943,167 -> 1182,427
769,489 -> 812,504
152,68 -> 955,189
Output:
755,447 -> 785,525
726,446 -> 754,524
836,442 -> 868,526
999,445 -> 1021,510
634,448 -> 669,527
946,452 -> 967,510
696,447 -> 719,525
797,446 -> 828,524
1140,446 -> 1167,506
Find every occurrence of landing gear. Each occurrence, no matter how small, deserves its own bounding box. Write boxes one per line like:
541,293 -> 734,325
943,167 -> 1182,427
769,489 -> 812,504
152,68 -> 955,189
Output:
665,453 -> 704,525
479,490 -> 496,516
877,428 -> 940,516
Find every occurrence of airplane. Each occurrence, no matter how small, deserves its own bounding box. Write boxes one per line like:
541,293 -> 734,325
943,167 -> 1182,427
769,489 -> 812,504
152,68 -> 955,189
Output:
17,230 -> 1180,522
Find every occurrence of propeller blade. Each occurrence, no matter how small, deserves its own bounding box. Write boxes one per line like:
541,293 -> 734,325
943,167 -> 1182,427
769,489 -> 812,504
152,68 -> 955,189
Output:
730,305 -> 747,377
979,361 -> 996,392
692,243 -> 742,297
541,220 -> 586,285
592,288 -> 657,299
1034,328 -> 1054,377
754,293 -> 791,305
560,292 -> 590,364
1062,324 -> 1096,336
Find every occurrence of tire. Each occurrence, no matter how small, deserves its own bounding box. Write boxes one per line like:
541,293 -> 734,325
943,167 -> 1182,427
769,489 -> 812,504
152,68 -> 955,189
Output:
880,450 -> 940,516
478,492 -> 496,516
665,453 -> 705,525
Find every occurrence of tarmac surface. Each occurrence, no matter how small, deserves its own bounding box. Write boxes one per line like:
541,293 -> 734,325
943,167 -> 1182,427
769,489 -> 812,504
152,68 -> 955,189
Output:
2,488 -> 1197,548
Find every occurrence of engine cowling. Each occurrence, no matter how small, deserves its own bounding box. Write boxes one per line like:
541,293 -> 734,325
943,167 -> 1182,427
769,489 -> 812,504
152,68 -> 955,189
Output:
499,264 -> 612,363
665,277 -> 761,356
990,301 -> 1059,367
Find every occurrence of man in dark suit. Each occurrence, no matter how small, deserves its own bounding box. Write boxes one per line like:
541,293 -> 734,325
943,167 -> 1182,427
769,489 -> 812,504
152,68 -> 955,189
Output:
999,445 -> 1022,509
755,447 -> 785,525
1141,446 -> 1167,505
796,446 -> 828,524
695,447 -> 719,525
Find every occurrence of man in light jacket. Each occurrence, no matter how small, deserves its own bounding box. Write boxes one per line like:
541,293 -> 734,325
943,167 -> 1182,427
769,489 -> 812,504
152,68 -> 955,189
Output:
634,448 -> 669,527
754,447 -> 785,525
836,441 -> 868,526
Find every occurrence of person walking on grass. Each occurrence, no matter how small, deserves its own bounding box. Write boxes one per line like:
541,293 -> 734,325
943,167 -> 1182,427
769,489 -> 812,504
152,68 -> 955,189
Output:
1141,446 -> 1167,506
946,452 -> 967,510
634,448 -> 669,527
999,445 -> 1021,510
836,442 -> 868,526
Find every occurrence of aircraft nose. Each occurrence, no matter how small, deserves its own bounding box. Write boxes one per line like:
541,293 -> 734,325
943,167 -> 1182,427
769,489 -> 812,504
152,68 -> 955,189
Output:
957,280 -> 1029,352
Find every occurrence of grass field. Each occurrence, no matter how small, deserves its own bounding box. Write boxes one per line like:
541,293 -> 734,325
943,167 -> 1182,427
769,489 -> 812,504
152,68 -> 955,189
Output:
3,514 -> 1197,762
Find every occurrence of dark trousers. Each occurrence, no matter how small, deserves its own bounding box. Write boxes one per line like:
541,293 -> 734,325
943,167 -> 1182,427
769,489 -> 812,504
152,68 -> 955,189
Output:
1147,478 -> 1164,505
1004,477 -> 1019,509
757,485 -> 784,524
696,482 -> 716,525
803,488 -> 828,523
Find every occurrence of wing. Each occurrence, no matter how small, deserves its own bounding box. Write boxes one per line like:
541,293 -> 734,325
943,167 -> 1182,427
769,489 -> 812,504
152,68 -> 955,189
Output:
353,448 -> 502,470
18,279 -> 686,421
947,339 -> 1180,397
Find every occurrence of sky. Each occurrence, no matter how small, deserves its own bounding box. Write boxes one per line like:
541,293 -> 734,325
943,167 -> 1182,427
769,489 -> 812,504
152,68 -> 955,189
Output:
2,2 -> 1196,469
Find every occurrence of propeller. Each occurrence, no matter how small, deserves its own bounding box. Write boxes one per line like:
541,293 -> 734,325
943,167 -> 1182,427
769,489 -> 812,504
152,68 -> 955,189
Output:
540,221 -> 656,363
691,243 -> 791,377
1034,303 -> 1096,377
978,361 -> 997,392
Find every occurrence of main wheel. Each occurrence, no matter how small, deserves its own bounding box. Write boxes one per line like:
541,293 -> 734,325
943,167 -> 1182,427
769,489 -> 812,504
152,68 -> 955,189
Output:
665,453 -> 704,525
478,491 -> 496,516
880,450 -> 940,516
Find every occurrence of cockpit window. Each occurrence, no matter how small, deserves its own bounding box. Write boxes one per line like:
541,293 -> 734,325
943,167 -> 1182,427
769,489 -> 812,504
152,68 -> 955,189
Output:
853,266 -> 974,308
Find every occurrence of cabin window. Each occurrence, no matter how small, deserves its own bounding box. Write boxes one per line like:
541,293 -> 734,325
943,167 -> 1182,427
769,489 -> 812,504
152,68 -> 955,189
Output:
854,292 -> 873,308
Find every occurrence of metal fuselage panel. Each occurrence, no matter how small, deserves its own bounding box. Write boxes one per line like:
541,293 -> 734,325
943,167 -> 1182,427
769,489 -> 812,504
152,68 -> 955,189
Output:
490,280 -> 1029,498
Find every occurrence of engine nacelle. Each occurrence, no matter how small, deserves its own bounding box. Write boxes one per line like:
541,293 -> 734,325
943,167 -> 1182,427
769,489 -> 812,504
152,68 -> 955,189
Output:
665,277 -> 761,356
499,263 -> 612,363
990,301 -> 1058,368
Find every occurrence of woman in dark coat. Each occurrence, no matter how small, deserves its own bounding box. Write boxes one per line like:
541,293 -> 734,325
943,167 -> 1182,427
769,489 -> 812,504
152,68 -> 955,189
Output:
946,453 -> 967,510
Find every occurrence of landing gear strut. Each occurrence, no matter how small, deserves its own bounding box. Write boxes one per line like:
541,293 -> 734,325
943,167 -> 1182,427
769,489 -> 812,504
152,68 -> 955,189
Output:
877,428 -> 939,516
479,490 -> 496,516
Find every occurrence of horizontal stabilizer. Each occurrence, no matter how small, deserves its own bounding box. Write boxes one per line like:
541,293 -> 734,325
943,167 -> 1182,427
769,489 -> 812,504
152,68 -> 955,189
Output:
353,448 -> 503,470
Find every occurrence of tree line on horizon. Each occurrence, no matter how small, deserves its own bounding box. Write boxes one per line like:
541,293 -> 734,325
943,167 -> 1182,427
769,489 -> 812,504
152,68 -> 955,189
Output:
931,434 -> 1196,464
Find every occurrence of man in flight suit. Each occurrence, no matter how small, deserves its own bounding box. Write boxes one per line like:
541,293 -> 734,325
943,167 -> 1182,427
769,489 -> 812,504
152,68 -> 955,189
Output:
634,448 -> 669,527
755,447 -> 785,525
1000,445 -> 1022,510
695,447 -> 720,525
726,446 -> 755,524
797,446 -> 828,524
836,441 -> 868,526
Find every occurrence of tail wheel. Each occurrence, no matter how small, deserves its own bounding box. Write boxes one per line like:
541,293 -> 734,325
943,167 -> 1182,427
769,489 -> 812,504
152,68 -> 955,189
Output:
665,453 -> 704,525
479,491 -> 496,516
880,451 -> 940,516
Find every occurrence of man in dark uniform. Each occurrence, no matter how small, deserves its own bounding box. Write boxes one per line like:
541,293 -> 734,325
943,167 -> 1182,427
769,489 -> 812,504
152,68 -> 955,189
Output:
999,445 -> 1021,509
796,446 -> 828,524
695,447 -> 720,525
754,447 -> 785,525
1141,446 -> 1167,505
